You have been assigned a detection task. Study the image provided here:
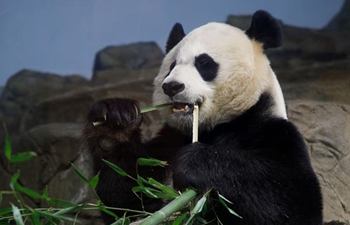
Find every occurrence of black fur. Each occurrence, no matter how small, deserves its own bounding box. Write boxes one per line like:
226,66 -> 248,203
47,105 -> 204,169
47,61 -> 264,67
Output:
84,94 -> 322,224
166,23 -> 186,53
194,53 -> 219,81
246,10 -> 283,49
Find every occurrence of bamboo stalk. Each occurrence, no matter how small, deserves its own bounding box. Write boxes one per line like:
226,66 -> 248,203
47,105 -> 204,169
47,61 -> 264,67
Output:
140,105 -> 200,224
192,104 -> 199,143
140,189 -> 197,225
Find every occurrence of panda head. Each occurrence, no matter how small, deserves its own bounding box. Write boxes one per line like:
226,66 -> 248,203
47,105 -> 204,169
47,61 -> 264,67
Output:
153,10 -> 287,132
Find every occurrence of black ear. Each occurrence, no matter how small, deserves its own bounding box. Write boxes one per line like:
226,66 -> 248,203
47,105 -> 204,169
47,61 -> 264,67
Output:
245,10 -> 282,49
166,23 -> 186,53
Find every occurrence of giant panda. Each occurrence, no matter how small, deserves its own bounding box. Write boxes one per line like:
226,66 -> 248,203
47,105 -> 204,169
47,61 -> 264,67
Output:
84,10 -> 323,225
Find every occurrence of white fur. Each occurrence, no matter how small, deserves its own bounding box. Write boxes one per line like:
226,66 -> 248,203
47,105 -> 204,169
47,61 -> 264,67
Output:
153,22 -> 287,131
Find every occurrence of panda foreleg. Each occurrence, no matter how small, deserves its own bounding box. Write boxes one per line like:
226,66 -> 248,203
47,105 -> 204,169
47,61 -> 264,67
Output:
83,98 -> 164,222
172,141 -> 322,225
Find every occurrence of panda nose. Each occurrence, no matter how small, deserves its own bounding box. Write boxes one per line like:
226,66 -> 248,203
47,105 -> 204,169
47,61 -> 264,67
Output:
162,81 -> 185,97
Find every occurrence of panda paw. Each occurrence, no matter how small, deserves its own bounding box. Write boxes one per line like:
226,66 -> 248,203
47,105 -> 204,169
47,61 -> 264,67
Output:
172,142 -> 211,193
88,98 -> 142,127
86,98 -> 142,135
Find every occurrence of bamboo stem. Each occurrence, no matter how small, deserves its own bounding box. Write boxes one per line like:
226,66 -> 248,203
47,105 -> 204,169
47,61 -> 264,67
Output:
192,104 -> 199,143
140,189 -> 197,225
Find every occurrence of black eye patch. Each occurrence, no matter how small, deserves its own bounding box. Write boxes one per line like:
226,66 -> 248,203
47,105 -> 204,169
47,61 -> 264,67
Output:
165,60 -> 176,78
194,54 -> 219,81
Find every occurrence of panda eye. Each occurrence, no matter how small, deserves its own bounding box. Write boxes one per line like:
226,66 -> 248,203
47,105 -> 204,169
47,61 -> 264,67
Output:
165,60 -> 176,78
197,57 -> 211,66
195,54 -> 219,82
170,60 -> 176,71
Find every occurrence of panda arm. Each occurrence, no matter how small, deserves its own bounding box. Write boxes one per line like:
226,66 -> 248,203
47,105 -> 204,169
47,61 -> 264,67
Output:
172,121 -> 322,223
83,98 -> 170,219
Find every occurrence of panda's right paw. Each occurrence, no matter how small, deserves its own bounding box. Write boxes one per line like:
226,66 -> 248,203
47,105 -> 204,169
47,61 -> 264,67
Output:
87,98 -> 142,134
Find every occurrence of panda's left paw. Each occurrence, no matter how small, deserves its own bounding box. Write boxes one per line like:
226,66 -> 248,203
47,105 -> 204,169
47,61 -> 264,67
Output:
172,142 -> 210,193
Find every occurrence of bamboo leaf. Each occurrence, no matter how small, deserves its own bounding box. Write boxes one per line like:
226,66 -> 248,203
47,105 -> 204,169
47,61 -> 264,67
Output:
217,194 -> 242,219
0,207 -> 12,216
138,158 -> 168,167
217,192 -> 233,205
10,172 -> 20,191
71,163 -> 89,186
11,204 -> 24,225
136,175 -> 145,187
35,210 -> 76,222
5,131 -> 12,161
191,196 -> 207,215
97,200 -> 118,219
147,178 -> 178,198
54,204 -> 84,216
186,196 -> 207,225
89,174 -> 100,189
172,213 -> 188,225
132,186 -> 159,198
42,186 -> 49,199
111,216 -> 130,225
15,183 -> 43,199
10,152 -> 37,163
102,159 -> 128,177
31,211 -> 41,225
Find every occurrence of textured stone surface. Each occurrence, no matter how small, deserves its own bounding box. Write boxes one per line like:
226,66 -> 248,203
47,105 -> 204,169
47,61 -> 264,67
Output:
324,0 -> 350,33
92,68 -> 160,85
93,42 -> 163,77
11,123 -> 83,191
0,70 -> 89,132
288,101 -> 350,224
278,60 -> 350,104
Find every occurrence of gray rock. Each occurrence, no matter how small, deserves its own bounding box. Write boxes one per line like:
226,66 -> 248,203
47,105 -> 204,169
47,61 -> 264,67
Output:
278,60 -> 350,104
324,0 -> 350,33
92,42 -> 164,78
92,68 -> 159,86
0,70 -> 89,133
288,101 -> 350,224
11,123 -> 84,191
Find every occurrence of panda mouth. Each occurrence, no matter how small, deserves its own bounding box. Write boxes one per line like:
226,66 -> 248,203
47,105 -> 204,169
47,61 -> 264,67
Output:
172,102 -> 194,114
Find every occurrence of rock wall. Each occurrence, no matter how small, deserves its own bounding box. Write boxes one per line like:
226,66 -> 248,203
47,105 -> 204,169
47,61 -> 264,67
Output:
324,0 -> 350,33
0,11 -> 349,224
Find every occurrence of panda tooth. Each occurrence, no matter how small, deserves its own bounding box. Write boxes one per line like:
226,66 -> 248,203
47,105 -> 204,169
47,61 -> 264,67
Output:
185,105 -> 189,112
173,108 -> 182,113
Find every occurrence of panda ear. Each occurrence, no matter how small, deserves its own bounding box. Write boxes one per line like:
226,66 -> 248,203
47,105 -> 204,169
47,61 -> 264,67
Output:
166,23 -> 186,53
245,10 -> 282,49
